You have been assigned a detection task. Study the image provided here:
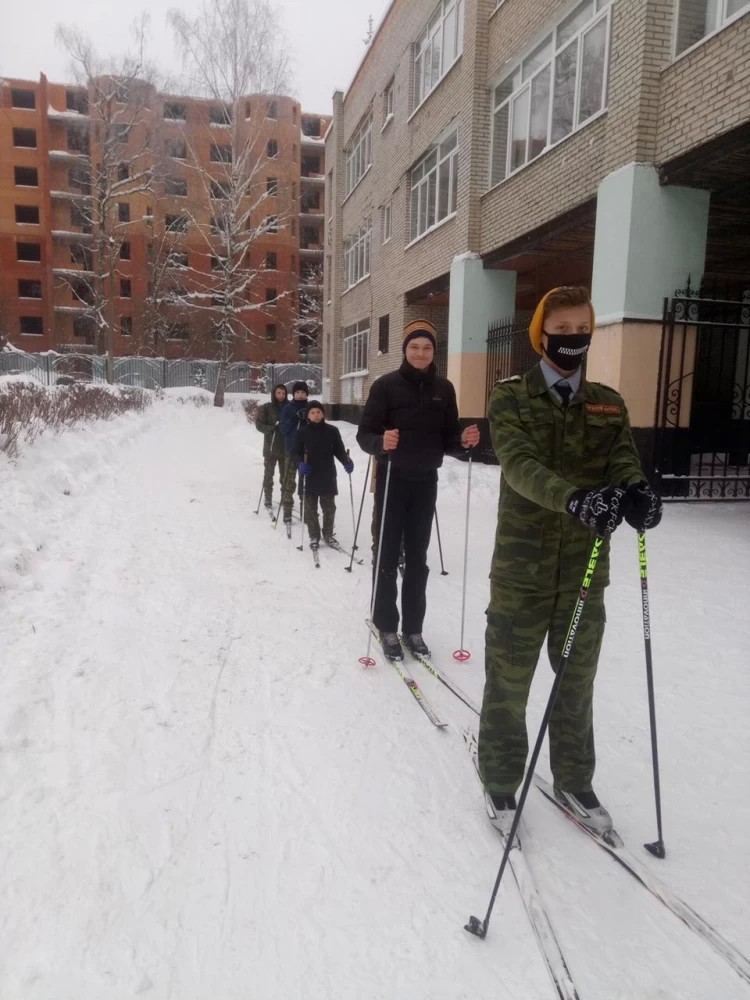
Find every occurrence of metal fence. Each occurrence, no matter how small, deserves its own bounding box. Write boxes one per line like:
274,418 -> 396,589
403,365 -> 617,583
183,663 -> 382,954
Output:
485,313 -> 535,414
0,353 -> 322,395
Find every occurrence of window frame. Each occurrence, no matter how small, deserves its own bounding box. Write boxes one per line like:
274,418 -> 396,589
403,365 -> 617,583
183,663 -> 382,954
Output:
344,111 -> 373,197
381,202 -> 392,243
673,0 -> 750,57
343,219 -> 372,290
413,0 -> 465,111
409,129 -> 459,243
489,0 -> 612,188
14,166 -> 39,187
342,319 -> 370,375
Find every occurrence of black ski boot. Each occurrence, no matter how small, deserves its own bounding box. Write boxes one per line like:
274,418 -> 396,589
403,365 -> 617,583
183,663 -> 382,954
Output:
379,631 -> 403,661
403,633 -> 430,657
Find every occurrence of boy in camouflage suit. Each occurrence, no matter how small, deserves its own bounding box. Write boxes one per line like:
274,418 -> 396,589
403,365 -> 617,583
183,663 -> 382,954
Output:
478,286 -> 662,834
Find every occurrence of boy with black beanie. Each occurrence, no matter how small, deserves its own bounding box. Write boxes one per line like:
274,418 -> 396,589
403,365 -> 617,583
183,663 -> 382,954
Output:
293,401 -> 353,550
278,381 -> 310,526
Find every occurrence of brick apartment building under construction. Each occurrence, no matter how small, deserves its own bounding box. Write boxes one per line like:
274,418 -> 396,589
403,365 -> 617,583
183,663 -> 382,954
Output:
0,74 -> 329,364
324,0 -> 750,496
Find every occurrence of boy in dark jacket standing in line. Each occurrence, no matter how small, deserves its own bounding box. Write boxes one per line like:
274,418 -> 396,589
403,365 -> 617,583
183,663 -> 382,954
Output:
357,320 -> 479,661
255,383 -> 288,511
278,381 -> 310,527
293,400 -> 353,550
478,286 -> 662,837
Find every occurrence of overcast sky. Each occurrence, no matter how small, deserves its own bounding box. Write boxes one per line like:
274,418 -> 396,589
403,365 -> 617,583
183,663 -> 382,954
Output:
0,0 -> 389,113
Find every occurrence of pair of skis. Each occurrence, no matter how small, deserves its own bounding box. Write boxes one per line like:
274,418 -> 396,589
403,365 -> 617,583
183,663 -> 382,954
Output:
365,621 -> 447,729
463,729 -> 750,995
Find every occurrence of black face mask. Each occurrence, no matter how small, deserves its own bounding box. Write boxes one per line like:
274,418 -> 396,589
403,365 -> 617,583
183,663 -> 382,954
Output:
543,333 -> 592,371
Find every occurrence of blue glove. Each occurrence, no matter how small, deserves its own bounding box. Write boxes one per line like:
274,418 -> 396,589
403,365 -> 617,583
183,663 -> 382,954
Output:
344,460 -> 354,474
298,461 -> 312,476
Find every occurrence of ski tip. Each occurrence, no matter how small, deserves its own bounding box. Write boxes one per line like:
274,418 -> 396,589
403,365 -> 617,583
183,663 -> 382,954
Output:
464,915 -> 487,939
644,840 -> 666,859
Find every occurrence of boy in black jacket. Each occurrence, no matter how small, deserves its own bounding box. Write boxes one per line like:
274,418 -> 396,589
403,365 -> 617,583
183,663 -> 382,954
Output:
293,401 -> 354,550
356,320 -> 479,660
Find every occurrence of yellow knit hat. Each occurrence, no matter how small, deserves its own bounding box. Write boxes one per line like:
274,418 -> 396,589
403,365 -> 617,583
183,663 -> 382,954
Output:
528,288 -> 596,354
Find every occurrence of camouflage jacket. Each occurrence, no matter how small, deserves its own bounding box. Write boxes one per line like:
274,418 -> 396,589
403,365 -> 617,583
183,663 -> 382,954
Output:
489,363 -> 645,592
255,399 -> 286,459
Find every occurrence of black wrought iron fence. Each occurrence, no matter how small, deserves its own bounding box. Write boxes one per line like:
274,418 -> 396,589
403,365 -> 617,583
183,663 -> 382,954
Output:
485,313 -> 535,415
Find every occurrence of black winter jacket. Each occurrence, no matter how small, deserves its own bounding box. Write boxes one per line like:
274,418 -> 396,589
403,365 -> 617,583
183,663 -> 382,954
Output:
356,361 -> 463,480
280,398 -> 309,453
293,421 -> 349,496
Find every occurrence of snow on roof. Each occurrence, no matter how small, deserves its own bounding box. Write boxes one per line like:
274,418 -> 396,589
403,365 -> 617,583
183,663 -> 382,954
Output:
47,105 -> 89,119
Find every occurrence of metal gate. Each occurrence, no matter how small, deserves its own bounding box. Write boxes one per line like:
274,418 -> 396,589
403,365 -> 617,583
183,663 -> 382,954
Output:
485,313 -> 535,414
654,281 -> 750,500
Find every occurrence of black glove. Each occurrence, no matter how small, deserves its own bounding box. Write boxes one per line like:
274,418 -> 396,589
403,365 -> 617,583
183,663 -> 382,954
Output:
624,481 -> 662,531
566,485 -> 629,536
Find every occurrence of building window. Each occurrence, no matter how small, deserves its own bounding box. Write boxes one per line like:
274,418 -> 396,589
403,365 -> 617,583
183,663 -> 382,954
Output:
18,279 -> 42,299
14,166 -> 38,187
378,314 -> 390,354
117,162 -> 130,182
67,127 -> 89,154
169,323 -> 190,340
11,88 -> 36,110
210,144 -> 232,163
163,101 -> 187,120
210,179 -> 230,199
266,323 -> 277,341
675,0 -> 749,54
267,176 -> 279,196
166,214 -> 189,232
265,288 -> 278,306
20,316 -> 44,335
167,251 -> 189,268
165,176 -> 188,196
118,202 -> 130,223
383,79 -> 395,123
15,205 -> 40,225
13,128 -> 37,148
342,319 -> 370,374
113,124 -> 130,145
267,215 -> 279,233
17,242 -> 41,262
414,0 -> 465,108
120,242 -> 131,261
267,100 -> 278,119
209,104 -> 232,125
381,202 -> 392,243
71,243 -> 93,268
70,202 -> 90,230
74,316 -> 95,341
267,139 -> 279,158
410,130 -> 458,241
120,279 -> 132,298
69,168 -> 91,194
166,139 -> 187,159
121,316 -> 133,337
265,251 -> 277,270
211,255 -> 225,271
66,90 -> 88,114
343,220 -> 372,289
345,111 -> 372,196
490,1 -> 611,186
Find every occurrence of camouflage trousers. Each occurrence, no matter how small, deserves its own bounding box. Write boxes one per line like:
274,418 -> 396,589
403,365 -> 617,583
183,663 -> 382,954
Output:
262,452 -> 285,506
478,586 -> 606,796
303,493 -> 336,543
280,455 -> 298,521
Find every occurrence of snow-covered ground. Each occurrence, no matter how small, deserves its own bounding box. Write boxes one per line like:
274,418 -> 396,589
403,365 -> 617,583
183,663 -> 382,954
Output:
1,395 -> 748,999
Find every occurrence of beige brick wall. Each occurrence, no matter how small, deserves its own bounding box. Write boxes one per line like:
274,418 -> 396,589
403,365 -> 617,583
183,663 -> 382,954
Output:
656,13 -> 750,162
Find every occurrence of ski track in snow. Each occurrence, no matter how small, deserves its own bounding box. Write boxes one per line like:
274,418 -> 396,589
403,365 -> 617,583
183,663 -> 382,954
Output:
1,395 -> 749,1000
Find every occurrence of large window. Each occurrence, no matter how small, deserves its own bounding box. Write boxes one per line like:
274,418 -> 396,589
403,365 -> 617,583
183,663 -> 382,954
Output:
414,0 -> 465,108
410,131 -> 458,241
342,319 -> 370,374
490,0 -> 611,186
343,220 -> 372,289
675,0 -> 749,54
345,112 -> 372,196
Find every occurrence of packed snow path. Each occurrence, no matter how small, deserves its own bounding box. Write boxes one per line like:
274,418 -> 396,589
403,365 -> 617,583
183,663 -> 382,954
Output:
1,395 -> 749,999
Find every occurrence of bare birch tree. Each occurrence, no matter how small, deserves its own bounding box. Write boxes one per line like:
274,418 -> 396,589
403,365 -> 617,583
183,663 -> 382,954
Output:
55,18 -> 163,382
168,0 -> 293,406
295,260 -> 324,361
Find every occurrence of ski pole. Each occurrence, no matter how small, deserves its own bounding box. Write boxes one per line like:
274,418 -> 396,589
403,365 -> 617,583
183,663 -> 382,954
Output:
453,454 -> 473,662
346,449 -> 356,542
465,535 -> 605,941
638,532 -> 666,859
359,455 -> 392,667
297,455 -> 307,551
255,429 -> 276,514
346,454 -> 371,573
434,508 -> 449,576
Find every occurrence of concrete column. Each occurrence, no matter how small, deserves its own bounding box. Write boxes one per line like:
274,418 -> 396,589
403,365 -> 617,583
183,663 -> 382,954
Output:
588,163 -> 710,428
447,253 -> 516,416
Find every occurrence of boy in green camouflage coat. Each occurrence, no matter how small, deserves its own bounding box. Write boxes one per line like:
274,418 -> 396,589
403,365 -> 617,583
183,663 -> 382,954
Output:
478,286 -> 663,834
